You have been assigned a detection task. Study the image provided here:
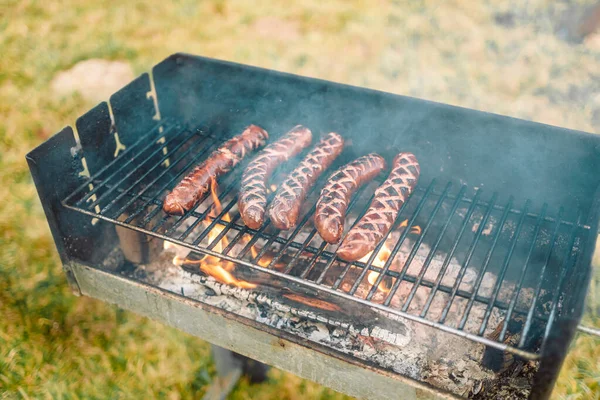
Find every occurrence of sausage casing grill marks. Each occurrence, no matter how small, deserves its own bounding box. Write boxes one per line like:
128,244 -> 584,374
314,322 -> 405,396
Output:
163,125 -> 268,215
268,132 -> 345,230
314,153 -> 386,244
238,125 -> 313,229
337,152 -> 420,262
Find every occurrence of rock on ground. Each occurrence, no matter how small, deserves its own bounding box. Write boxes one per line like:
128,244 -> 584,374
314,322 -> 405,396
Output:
51,59 -> 134,103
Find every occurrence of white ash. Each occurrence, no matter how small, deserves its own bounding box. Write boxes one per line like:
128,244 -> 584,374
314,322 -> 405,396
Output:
345,240 -> 535,336
129,253 -> 499,397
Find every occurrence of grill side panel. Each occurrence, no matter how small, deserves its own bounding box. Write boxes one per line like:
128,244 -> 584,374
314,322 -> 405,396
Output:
26,127 -> 119,293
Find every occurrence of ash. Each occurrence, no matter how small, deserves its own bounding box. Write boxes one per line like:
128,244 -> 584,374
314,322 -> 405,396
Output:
128,250 -> 513,398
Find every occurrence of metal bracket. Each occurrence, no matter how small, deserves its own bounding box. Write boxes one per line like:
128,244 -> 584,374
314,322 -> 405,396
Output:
577,325 -> 600,337
203,346 -> 244,400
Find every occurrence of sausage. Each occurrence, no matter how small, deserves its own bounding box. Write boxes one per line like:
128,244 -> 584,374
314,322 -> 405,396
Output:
268,132 -> 345,230
163,125 -> 268,215
336,152 -> 420,262
314,153 -> 386,244
238,125 -> 313,229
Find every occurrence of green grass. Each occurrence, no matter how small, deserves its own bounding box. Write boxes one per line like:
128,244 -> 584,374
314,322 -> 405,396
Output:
1,0 -> 599,398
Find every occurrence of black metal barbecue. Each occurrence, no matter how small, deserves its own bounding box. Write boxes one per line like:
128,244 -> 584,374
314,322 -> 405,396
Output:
28,53 -> 600,399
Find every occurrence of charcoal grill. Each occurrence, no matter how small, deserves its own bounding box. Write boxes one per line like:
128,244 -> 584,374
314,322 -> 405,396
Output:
28,53 -> 600,399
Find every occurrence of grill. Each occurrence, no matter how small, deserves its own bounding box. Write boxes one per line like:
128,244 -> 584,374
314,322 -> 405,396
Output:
28,53 -> 600,399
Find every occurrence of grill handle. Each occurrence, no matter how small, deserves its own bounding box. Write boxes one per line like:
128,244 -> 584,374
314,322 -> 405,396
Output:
577,325 -> 600,337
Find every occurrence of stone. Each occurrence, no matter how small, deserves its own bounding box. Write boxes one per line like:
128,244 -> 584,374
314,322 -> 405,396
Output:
51,59 -> 134,103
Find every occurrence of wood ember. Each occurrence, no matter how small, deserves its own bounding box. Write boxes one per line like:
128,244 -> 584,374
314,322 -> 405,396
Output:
126,251 -> 507,397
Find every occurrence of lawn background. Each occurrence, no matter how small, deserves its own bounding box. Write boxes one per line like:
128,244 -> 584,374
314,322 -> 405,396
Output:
1,0 -> 599,398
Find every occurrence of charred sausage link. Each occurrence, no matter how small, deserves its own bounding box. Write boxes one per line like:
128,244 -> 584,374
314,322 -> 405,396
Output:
314,153 -> 386,244
268,132 -> 345,230
163,125 -> 268,215
238,125 -> 313,229
337,152 -> 420,262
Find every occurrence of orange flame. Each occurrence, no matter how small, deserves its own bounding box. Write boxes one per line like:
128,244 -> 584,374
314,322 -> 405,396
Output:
175,256 -> 256,289
364,243 -> 393,294
173,179 -> 255,289
207,177 -> 230,222
399,219 -> 422,235
364,221 -> 421,292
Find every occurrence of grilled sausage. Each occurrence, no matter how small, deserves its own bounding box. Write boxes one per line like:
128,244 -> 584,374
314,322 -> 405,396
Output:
268,132 -> 345,230
314,153 -> 386,244
337,152 -> 420,262
163,125 -> 268,215
238,125 -> 313,229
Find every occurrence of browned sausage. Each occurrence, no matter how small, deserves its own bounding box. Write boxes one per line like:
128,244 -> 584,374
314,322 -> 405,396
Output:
314,153 -> 386,244
337,152 -> 420,262
163,125 -> 268,215
238,125 -> 313,229
268,132 -> 345,230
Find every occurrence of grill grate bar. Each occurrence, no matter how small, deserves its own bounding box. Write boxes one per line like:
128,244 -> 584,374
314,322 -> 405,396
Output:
360,180 -> 441,299
109,134 -> 214,221
219,218 -> 248,256
500,204 -> 548,342
192,194 -> 239,246
331,191 -> 381,290
122,135 -> 219,224
368,180 -> 446,301
219,190 -> 282,258
432,191 -> 586,229
420,189 -> 484,318
98,128 -> 197,217
518,208 -> 564,347
295,184 -> 372,279
62,121 -> 172,206
478,200 -> 531,335
79,124 -> 186,211
256,203 -> 313,268
312,187 -> 378,284
348,180 -> 433,296
175,181 -> 239,242
206,205 -> 243,251
439,192 -> 499,324
458,196 -> 514,330
251,173 -> 331,267
543,216 -> 581,341
238,219 -> 272,260
399,185 -> 467,310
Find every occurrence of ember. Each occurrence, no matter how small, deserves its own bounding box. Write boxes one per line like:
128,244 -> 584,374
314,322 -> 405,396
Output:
282,293 -> 341,312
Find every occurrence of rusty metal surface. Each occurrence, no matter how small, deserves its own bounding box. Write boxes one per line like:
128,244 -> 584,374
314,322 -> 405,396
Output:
70,262 -> 457,400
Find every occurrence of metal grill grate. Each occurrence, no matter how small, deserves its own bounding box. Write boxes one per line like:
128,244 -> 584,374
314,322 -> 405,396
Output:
63,121 -> 592,360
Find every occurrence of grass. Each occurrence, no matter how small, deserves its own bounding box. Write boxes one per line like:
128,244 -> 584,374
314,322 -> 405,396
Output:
1,0 -> 599,398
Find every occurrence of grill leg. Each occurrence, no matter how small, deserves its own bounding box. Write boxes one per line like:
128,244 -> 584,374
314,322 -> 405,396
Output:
203,346 -> 270,400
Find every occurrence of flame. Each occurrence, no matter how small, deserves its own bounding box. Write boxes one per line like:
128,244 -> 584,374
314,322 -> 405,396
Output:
364,243 -> 393,293
363,221 -> 421,293
175,256 -> 256,289
172,178 -> 256,289
399,219 -> 422,235
250,245 -> 274,267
